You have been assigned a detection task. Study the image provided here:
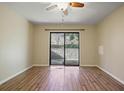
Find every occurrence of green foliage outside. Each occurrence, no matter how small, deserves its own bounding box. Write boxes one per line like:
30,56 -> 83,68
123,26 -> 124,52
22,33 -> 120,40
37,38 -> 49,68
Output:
70,34 -> 75,41
65,34 -> 79,48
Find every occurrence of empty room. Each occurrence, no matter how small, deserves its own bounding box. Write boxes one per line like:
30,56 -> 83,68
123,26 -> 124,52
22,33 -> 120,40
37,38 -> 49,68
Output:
0,1 -> 124,91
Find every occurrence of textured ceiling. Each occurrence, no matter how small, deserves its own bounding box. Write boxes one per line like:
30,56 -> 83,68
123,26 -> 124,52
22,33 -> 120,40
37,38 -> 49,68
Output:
4,2 -> 124,24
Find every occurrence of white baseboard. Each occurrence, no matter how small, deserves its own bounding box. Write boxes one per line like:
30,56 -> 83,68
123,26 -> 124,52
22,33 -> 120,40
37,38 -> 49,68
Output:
32,64 -> 49,66
0,65 -> 33,85
96,65 -> 124,85
81,65 -> 97,67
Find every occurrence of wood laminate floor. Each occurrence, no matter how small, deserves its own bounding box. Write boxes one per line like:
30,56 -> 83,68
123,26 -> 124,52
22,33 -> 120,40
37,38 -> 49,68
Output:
0,66 -> 124,91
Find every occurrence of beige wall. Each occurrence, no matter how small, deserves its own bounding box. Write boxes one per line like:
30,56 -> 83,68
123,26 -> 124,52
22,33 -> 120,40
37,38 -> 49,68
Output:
0,5 -> 33,84
33,24 -> 98,66
97,5 -> 124,83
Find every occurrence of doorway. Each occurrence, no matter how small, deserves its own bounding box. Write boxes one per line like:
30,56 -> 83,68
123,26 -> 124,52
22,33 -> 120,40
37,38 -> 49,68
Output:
50,32 -> 80,66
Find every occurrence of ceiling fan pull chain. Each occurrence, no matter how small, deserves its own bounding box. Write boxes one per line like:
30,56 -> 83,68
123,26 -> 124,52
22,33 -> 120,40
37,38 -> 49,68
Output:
61,11 -> 64,24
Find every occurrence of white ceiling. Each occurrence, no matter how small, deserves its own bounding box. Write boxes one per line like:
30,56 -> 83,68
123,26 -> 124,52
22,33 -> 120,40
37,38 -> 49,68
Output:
4,2 -> 124,24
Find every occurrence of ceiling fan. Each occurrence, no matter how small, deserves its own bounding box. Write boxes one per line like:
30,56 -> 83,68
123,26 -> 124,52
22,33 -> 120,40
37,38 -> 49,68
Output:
46,2 -> 85,16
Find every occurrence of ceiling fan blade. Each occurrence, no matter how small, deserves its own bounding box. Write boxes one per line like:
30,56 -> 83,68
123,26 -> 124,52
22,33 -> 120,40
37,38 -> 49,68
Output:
46,4 -> 58,11
70,2 -> 84,8
63,9 -> 68,16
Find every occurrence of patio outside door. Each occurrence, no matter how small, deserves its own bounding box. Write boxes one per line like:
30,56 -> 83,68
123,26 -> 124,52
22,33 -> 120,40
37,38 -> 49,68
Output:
50,32 -> 79,66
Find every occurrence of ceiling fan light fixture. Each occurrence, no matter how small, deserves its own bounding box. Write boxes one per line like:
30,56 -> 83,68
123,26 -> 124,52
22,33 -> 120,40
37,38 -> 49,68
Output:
70,2 -> 84,7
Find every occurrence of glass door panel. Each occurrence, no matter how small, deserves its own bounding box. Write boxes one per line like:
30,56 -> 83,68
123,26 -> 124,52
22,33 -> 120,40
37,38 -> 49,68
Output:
50,33 -> 64,65
65,33 -> 79,66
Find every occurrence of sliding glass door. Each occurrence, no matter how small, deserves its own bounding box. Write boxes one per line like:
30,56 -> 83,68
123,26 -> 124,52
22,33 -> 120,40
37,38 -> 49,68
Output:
50,32 -> 79,66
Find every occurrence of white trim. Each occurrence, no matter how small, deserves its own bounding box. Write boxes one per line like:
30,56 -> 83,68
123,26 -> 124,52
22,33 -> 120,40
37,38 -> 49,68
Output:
0,65 -> 32,85
32,64 -> 49,66
97,65 -> 124,85
81,65 -> 97,67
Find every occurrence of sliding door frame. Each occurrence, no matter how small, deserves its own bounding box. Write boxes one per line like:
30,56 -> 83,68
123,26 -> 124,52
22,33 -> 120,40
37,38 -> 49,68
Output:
49,32 -> 80,66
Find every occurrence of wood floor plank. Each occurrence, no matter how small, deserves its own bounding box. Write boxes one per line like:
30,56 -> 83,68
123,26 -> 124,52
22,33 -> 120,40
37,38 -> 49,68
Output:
0,66 -> 124,91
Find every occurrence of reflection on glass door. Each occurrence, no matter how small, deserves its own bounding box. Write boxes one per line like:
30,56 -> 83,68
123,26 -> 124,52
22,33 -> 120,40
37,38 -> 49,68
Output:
50,32 -> 79,66
50,33 -> 64,65
65,33 -> 79,66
